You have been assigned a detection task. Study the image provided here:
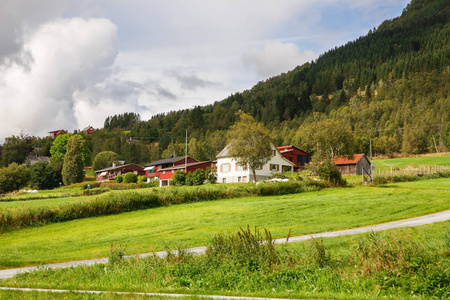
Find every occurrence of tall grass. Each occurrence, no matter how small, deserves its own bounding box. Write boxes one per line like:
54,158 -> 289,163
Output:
5,226 -> 449,299
0,180 -> 324,232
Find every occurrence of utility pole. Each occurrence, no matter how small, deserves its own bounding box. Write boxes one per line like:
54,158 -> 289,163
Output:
185,130 -> 188,172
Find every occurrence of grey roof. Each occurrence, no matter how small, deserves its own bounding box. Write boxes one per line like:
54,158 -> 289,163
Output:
144,156 -> 186,167
94,163 -> 143,173
216,144 -> 231,158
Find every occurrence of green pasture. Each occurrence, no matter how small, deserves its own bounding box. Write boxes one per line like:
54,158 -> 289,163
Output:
2,220 -> 449,300
0,178 -> 449,269
371,154 -> 450,169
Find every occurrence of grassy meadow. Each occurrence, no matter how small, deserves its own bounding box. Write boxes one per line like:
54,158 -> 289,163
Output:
1,154 -> 449,299
371,153 -> 450,170
1,220 -> 449,300
0,178 -> 449,269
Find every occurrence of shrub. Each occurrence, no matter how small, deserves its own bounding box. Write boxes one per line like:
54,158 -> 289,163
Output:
206,166 -> 217,184
115,175 -> 123,183
192,169 -> 206,185
172,170 -> 186,186
318,161 -> 346,186
123,172 -> 138,184
0,163 -> 30,194
137,175 -> 147,184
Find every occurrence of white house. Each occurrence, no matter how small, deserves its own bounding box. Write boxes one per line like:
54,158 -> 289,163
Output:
216,142 -> 295,183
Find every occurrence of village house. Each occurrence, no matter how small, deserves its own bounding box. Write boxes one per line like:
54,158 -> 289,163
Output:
216,143 -> 295,183
333,154 -> 371,176
157,160 -> 215,187
47,130 -> 66,139
81,125 -> 95,134
144,156 -> 198,181
95,161 -> 145,182
277,145 -> 311,170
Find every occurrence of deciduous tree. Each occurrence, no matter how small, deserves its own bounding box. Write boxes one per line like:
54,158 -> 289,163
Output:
227,113 -> 272,183
62,135 -> 85,186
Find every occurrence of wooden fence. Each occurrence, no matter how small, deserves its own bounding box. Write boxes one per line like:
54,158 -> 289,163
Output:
373,165 -> 450,177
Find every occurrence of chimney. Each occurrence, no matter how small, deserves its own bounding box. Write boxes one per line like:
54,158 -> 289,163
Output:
112,161 -> 116,168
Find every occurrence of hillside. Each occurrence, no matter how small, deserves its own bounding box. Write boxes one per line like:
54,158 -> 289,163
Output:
1,0 -> 449,166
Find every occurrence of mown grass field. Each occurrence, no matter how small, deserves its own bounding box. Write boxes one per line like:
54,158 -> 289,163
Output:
371,153 -> 450,169
0,178 -> 449,269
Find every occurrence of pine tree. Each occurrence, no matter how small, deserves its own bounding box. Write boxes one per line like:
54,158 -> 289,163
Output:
62,135 -> 85,186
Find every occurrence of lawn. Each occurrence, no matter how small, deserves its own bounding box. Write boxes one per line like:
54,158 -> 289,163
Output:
0,178 -> 449,269
372,154 -> 450,169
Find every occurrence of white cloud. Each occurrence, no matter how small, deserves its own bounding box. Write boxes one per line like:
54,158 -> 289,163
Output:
243,42 -> 317,78
0,17 -> 119,138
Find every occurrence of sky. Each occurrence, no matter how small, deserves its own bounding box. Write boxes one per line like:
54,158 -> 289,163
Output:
0,0 -> 410,141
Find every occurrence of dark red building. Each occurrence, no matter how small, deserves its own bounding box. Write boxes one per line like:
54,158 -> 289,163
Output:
277,145 -> 311,169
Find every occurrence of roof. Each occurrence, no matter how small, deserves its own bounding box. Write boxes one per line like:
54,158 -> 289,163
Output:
48,129 -> 65,134
94,163 -> 143,173
145,156 -> 185,167
82,125 -> 94,131
333,154 -> 366,165
277,145 -> 311,156
217,142 -> 295,167
216,144 -> 231,158
159,161 -> 213,172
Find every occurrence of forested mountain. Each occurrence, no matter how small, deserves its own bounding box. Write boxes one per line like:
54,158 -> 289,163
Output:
1,0 -> 449,166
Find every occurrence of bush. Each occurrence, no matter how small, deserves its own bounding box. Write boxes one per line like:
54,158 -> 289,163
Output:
0,163 -> 30,194
29,162 -> 59,190
206,166 -> 217,184
115,175 -> 123,183
123,172 -> 138,184
171,170 -> 186,186
192,169 -> 207,185
137,175 -> 147,184
318,161 -> 346,186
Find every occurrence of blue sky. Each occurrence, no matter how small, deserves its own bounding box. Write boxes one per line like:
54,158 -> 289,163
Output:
0,0 -> 409,140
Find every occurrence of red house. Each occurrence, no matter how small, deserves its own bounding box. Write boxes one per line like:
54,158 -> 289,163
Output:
277,145 -> 311,170
82,125 -> 95,134
95,161 -> 145,182
144,156 -> 198,181
48,130 -> 66,139
158,161 -> 215,186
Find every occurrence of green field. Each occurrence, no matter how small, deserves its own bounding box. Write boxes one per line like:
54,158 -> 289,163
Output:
1,178 -> 449,269
371,154 -> 450,169
2,220 -> 449,300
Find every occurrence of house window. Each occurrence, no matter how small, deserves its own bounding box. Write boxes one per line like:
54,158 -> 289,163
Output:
270,164 -> 279,172
221,163 -> 230,173
238,176 -> 242,182
236,163 -> 246,171
223,178 -> 226,183
172,170 -> 174,173
243,176 -> 247,183
163,171 -> 166,174
255,164 -> 263,170
273,150 -> 276,156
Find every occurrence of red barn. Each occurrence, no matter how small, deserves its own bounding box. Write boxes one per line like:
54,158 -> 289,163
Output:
82,125 -> 95,134
47,130 -> 66,139
333,154 -> 371,176
277,145 -> 311,170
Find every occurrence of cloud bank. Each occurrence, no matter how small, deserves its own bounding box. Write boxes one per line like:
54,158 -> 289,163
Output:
0,0 -> 410,141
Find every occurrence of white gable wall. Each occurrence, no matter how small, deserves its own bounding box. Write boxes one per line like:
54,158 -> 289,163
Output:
217,144 -> 294,183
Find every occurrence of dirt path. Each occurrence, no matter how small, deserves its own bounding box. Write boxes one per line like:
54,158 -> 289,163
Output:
1,209 -> 449,280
